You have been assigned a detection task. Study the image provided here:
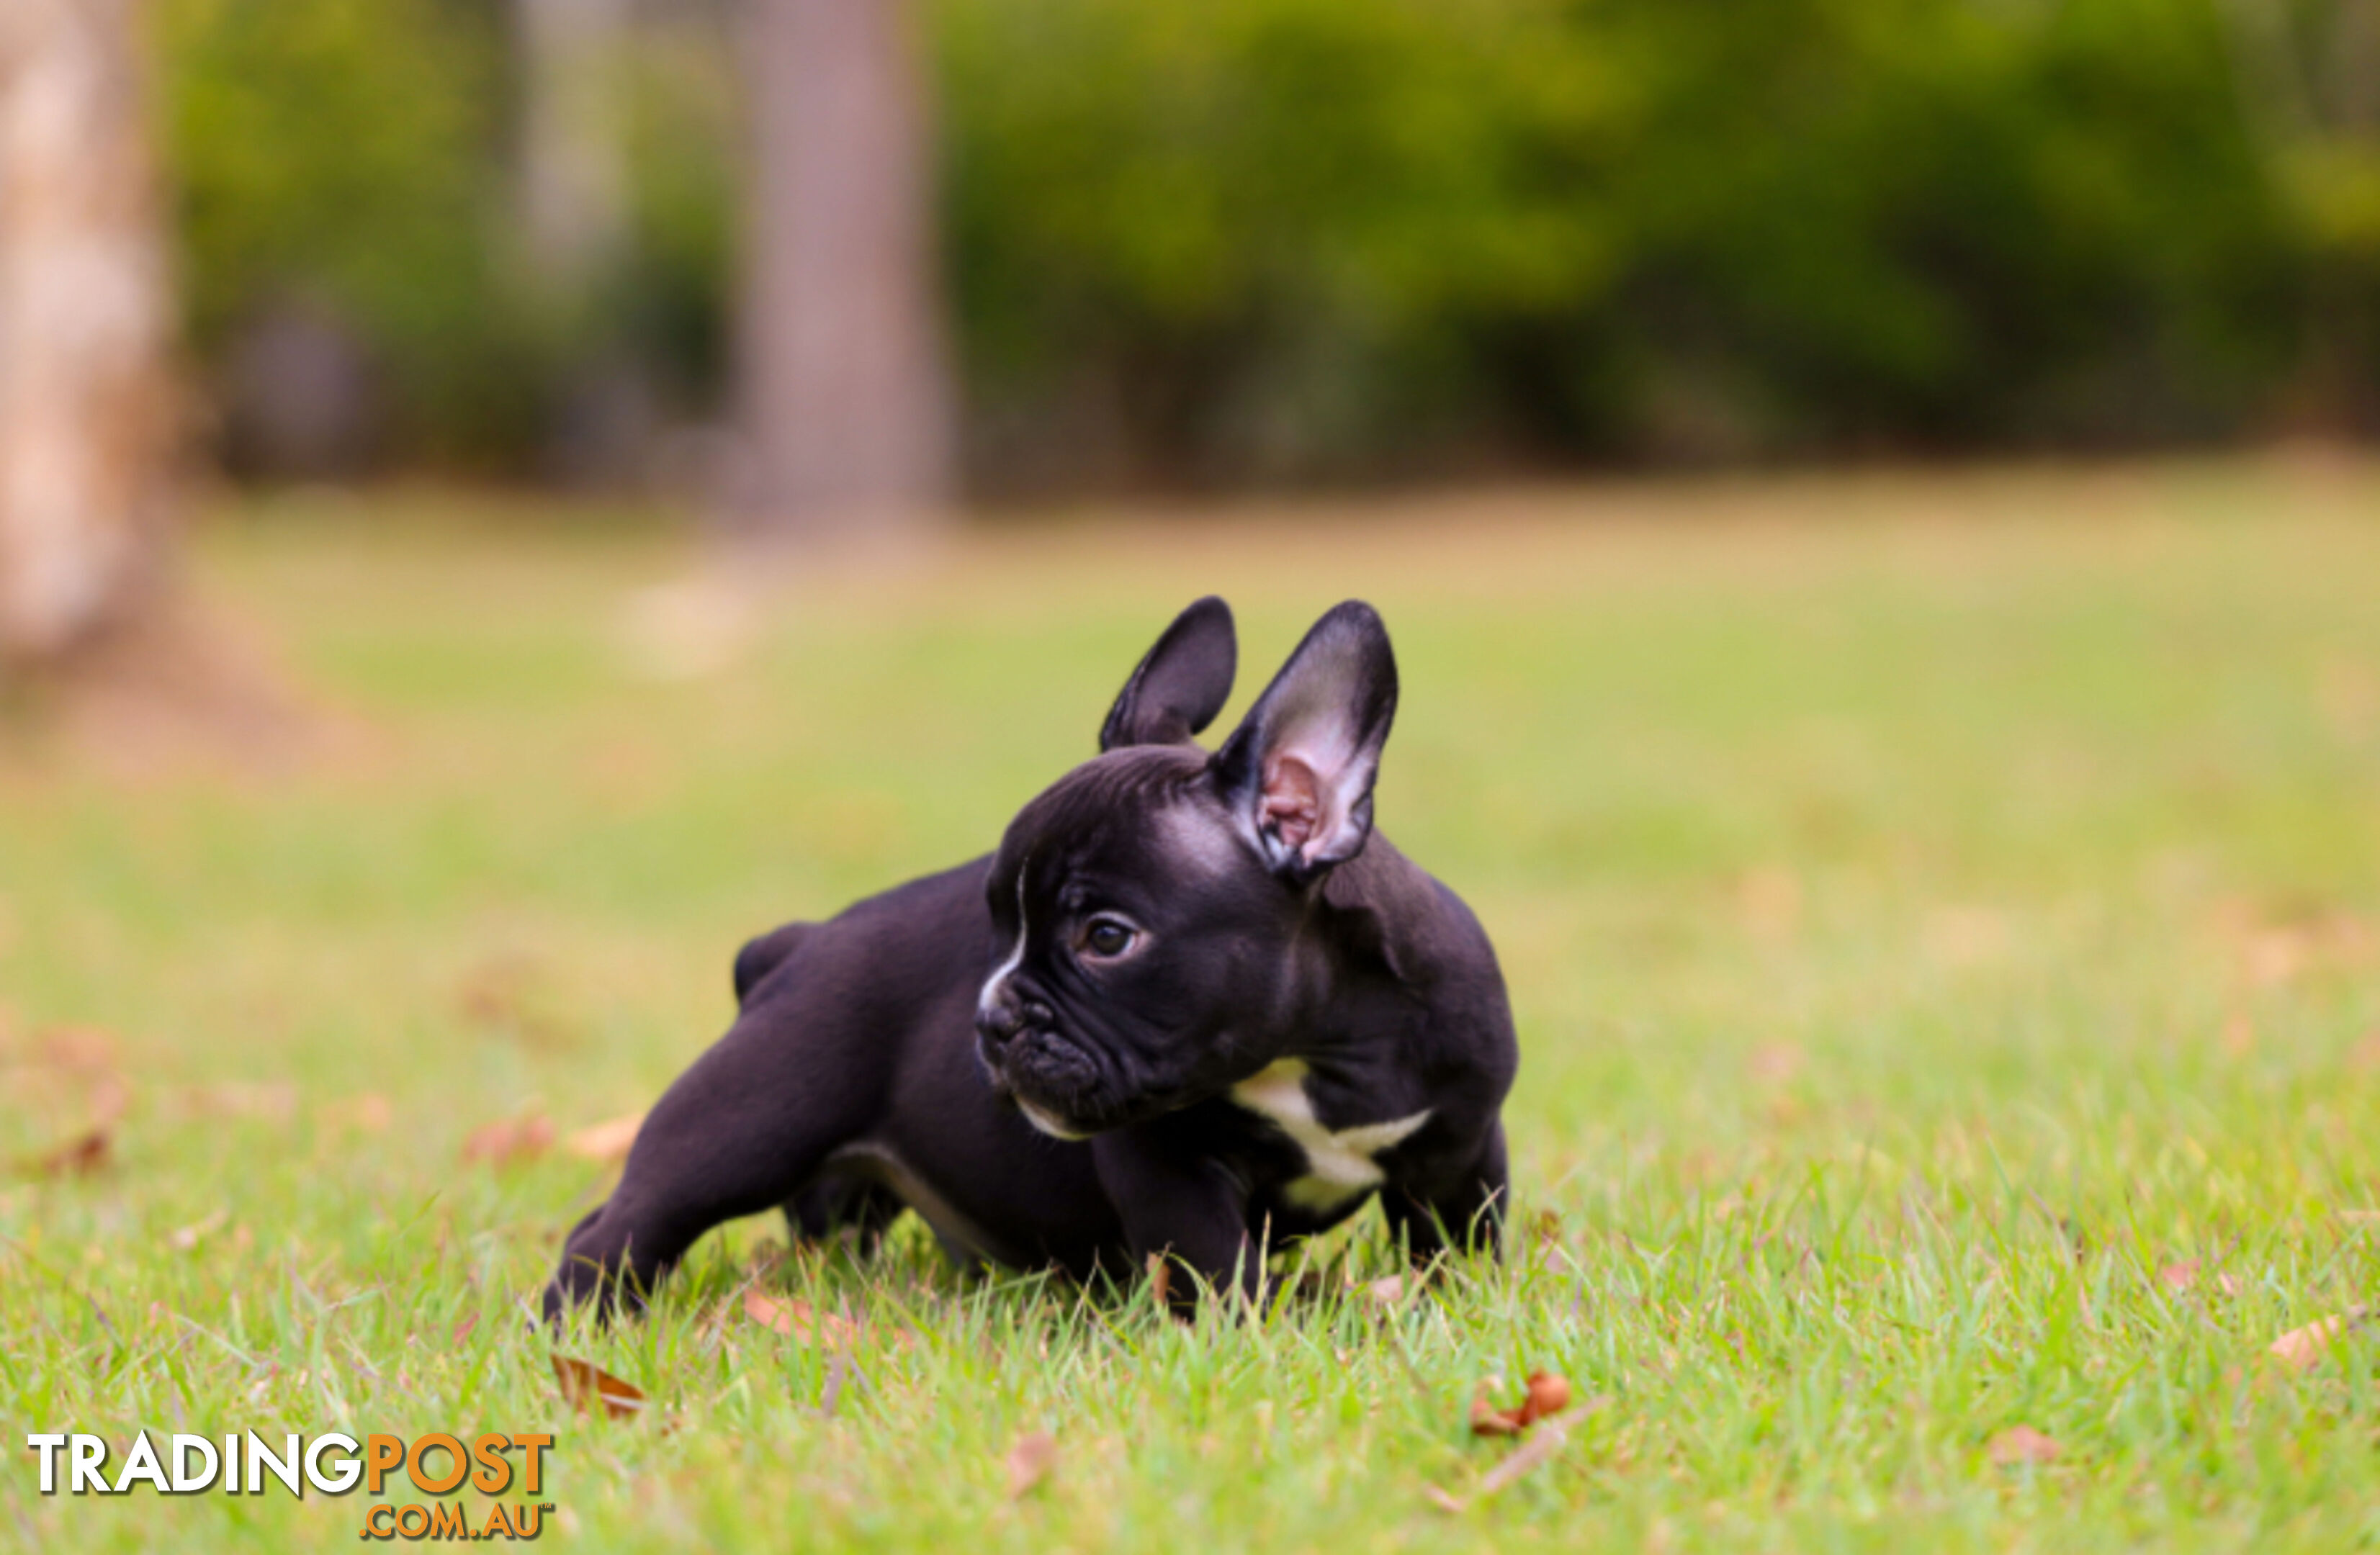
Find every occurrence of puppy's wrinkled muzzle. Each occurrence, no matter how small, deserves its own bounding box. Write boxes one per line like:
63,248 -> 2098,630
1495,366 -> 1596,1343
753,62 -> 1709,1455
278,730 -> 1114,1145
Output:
974,986 -> 1054,1065
976,990 -> 1084,1123
974,991 -> 1027,1052
982,1017 -> 1115,1138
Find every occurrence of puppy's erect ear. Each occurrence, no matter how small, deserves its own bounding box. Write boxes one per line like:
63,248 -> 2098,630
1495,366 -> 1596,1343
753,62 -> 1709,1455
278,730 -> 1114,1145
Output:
1213,601 -> 1398,883
1100,596 -> 1238,751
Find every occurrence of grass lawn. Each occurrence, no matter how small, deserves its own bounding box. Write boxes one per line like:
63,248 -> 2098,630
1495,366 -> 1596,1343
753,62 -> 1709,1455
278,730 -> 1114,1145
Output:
4,458 -> 2379,1551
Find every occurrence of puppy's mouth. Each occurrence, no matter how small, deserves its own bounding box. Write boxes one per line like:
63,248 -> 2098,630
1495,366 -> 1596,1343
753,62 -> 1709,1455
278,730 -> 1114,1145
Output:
1011,1096 -> 1091,1142
979,1025 -> 1142,1140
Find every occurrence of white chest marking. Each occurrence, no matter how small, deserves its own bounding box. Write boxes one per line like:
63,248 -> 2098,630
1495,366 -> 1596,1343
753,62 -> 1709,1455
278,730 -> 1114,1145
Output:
1229,1060 -> 1430,1212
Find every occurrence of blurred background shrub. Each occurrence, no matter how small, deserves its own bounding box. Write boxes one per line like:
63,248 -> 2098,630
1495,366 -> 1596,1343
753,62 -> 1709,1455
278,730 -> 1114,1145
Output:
158,0 -> 526,474
150,0 -> 2379,490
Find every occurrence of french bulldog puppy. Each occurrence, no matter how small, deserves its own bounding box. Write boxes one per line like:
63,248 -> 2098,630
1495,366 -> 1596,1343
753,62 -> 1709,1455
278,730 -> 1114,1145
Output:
543,598 -> 1517,1320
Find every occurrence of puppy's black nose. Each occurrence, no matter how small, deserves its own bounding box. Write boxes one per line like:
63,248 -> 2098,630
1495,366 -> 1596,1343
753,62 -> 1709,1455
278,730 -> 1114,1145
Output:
976,989 -> 1027,1048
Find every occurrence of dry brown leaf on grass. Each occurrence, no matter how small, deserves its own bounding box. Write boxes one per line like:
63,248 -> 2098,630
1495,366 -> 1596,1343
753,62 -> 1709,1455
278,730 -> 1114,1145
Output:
1431,1392 -> 1607,1512
1524,1371 -> 1573,1420
19,1071 -> 133,1176
1469,1371 -> 1574,1436
1469,1383 -> 1522,1437
1005,1430 -> 1059,1499
743,1289 -> 870,1348
1145,1253 -> 1172,1310
462,1114 -> 554,1168
5,1030 -> 132,1157
2268,1307 -> 2371,1371
552,1354 -> 647,1420
2157,1261 -> 2242,1297
21,1127 -> 111,1178
568,1112 -> 643,1165
1988,1426 -> 2062,1466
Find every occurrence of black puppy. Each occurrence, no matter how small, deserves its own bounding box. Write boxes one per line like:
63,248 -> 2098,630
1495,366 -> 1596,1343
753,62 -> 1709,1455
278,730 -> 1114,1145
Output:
543,598 -> 1517,1319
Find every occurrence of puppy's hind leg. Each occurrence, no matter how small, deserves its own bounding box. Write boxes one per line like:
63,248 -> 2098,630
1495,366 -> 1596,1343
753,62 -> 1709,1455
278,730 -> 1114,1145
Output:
542,997 -> 881,1324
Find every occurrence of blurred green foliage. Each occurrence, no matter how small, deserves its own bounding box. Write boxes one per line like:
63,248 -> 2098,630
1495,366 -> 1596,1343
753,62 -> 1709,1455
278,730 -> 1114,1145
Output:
151,0 -> 2379,483
156,0 -> 534,464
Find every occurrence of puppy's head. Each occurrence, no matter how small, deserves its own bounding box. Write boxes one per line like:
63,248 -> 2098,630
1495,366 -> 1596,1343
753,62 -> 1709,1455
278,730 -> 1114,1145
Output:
974,597 -> 1398,1137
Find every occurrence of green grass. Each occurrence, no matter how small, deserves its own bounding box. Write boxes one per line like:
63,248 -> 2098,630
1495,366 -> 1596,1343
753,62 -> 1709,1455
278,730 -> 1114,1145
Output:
4,459 -> 2379,1551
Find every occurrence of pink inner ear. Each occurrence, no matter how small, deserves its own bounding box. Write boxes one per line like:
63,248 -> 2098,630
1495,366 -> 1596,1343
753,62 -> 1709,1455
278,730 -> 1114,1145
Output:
1261,753 -> 1323,851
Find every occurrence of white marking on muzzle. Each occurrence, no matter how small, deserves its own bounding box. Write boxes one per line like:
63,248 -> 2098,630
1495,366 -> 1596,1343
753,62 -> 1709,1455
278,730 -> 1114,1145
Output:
976,862 -> 1030,1024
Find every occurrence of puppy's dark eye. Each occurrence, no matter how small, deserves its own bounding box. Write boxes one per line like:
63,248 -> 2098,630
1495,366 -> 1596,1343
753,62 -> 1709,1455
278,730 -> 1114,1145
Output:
1081,918 -> 1136,958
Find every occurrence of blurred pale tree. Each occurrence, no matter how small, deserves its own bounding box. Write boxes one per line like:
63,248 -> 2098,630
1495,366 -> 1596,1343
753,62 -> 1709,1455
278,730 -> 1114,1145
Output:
517,0 -> 633,285
0,0 -> 178,672
514,0 -> 662,484
735,0 -> 957,538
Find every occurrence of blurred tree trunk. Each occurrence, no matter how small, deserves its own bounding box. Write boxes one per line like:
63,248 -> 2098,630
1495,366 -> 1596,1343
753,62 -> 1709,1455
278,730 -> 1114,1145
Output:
516,0 -> 632,285
514,0 -> 656,486
735,0 -> 956,541
0,0 -> 177,672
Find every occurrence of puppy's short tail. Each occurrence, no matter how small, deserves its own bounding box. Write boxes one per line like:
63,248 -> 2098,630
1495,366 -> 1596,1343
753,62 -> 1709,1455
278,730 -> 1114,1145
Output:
732,921 -> 813,1005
